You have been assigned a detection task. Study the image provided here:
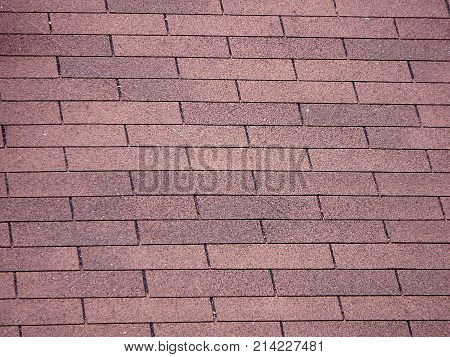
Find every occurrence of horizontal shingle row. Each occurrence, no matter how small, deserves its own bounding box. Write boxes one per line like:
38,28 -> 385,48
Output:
0,0 -> 448,338
3,220 -> 448,246
1,0 -> 447,17
2,147 -> 447,172
0,296 -> 448,325
2,35 -> 450,61
5,171 -> 448,197
2,321 -> 447,337
6,102 -> 446,127
0,195 -> 447,221
0,244 -> 448,270
2,79 -> 449,103
2,58 -> 449,84
3,269 -> 446,298
4,102 -> 445,126
3,14 -> 447,41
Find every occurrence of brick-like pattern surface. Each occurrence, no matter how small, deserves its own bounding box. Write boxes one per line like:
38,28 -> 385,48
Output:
51,14 -> 166,35
0,0 -> 448,338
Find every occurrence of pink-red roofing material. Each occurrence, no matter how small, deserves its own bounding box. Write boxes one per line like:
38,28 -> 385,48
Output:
0,0 -> 449,337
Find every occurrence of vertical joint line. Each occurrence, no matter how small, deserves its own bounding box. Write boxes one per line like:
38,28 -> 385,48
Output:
297,103 -> 304,125
279,16 -> 286,36
259,220 -> 267,243
235,80 -> 242,101
292,59 -> 298,81
305,148 -> 313,170
8,222 -> 13,247
352,82 -> 359,103
18,326 -> 23,337
250,170 -> 258,193
407,61 -> 415,81
81,298 -> 87,323
109,35 -> 115,56
280,322 -> 285,337
116,79 -> 122,99
316,195 -> 324,220
244,126 -> 251,147
331,0 -> 338,13
69,197 -> 75,219
204,244 -> 211,268
124,125 -> 130,145
226,37 -> 232,58
1,125 -> 7,147
414,105 -> 422,127
47,13 -> 52,33
209,297 -> 217,322
342,39 -> 348,58
13,271 -> 18,297
382,221 -> 391,242
438,197 -> 446,219
129,171 -> 135,194
134,220 -> 141,244
269,269 -> 277,296
394,269 -> 403,294
337,296 -> 345,320
178,102 -> 185,124
56,57 -> 61,76
425,150 -> 433,172
77,247 -> 83,270
175,58 -> 181,78
164,14 -> 170,34
4,173 -> 10,197
193,195 -> 201,219
329,244 -> 337,269
407,321 -> 414,337
58,101 -> 64,123
363,127 -> 370,147
63,147 -> 69,171
185,147 -> 192,168
150,323 -> 156,337
393,18 -> 400,37
142,270 -> 149,294
219,0 -> 225,14
372,173 -> 381,195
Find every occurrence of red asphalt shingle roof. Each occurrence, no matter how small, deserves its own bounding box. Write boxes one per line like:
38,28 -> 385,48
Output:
0,0 -> 449,337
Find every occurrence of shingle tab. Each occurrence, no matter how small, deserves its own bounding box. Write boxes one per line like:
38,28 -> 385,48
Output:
0,0 -> 448,337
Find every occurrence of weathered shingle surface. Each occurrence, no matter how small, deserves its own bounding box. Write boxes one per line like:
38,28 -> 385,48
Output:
0,0 -> 449,337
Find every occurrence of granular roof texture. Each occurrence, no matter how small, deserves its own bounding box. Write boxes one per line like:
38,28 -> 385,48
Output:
0,0 -> 449,337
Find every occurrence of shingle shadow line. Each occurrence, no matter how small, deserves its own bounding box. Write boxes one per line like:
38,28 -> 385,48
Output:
2,53 -> 450,62
1,99 -> 447,105
0,123 -> 432,128
11,268 -> 411,272
2,218 -> 448,223
4,242 -> 449,249
2,293 -> 449,301
1,8 -> 449,19
3,294 -> 450,301
7,76 -> 447,84
2,269 -> 449,275
2,170 -> 443,174
4,194 -> 450,199
4,145 -> 445,150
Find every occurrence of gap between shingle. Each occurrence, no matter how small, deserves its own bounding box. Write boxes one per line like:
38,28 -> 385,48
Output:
164,14 -> 170,34
142,270 -> 149,294
209,297 -> 217,322
150,323 -> 156,337
1,126 -> 7,147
